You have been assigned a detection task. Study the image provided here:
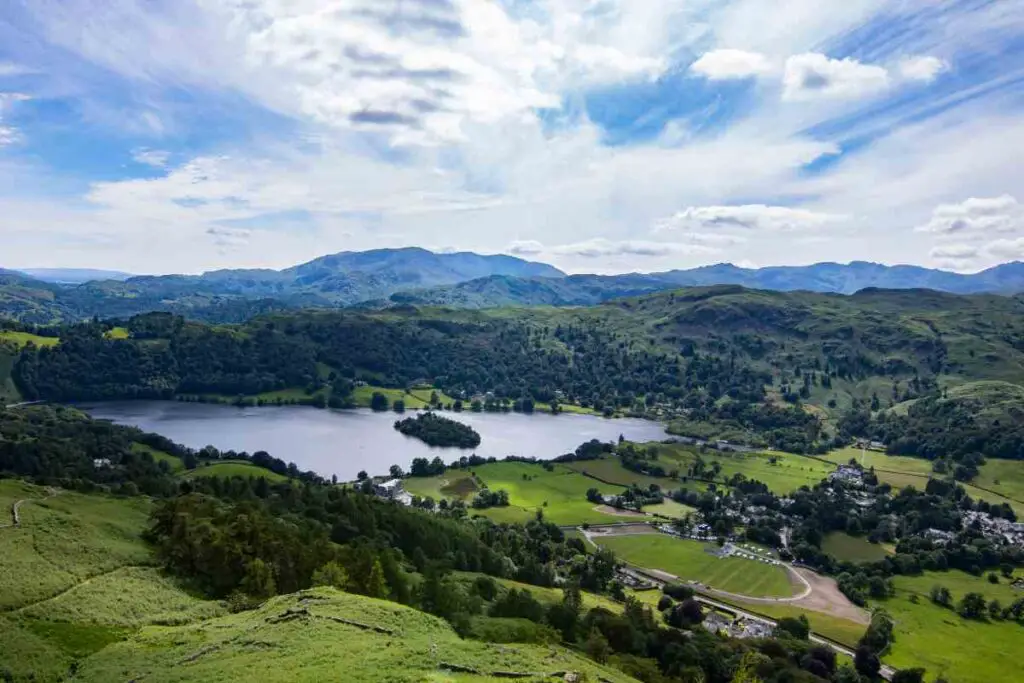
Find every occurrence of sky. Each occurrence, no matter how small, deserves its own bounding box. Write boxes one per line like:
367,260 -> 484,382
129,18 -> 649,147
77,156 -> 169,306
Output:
1,0 -> 1023,275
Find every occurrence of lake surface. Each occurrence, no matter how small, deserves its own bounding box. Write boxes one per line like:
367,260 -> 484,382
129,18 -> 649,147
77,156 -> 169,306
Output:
81,401 -> 668,481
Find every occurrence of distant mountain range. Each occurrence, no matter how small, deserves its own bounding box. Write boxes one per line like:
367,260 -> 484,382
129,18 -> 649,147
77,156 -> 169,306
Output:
16,268 -> 136,284
3,250 -> 1024,324
391,260 -> 1024,308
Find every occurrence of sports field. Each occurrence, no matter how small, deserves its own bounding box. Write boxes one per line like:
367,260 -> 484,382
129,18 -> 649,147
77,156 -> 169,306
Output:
598,534 -> 795,598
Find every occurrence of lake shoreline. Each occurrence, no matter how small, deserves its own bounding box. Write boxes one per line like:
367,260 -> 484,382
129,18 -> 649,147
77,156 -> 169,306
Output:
78,400 -> 670,481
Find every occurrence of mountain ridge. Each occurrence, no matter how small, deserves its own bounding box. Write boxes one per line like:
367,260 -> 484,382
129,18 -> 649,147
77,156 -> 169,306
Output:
3,249 -> 1024,324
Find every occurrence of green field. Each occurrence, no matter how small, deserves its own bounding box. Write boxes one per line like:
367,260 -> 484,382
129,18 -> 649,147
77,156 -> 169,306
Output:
876,570 -> 1024,683
73,588 -> 639,683
0,331 -> 60,348
644,499 -> 698,520
972,458 -> 1024,505
403,469 -> 480,501
103,327 -> 130,340
652,443 -> 836,495
182,460 -> 289,482
351,385 -> 458,409
821,532 -> 893,564
468,461 -> 626,526
598,534 -> 795,598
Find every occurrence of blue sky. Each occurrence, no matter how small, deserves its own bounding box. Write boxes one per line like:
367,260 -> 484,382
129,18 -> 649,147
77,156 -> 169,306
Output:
1,0 -> 1023,274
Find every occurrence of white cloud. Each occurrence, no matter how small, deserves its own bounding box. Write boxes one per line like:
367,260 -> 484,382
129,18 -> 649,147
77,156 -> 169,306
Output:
507,240 -> 545,256
929,243 -> 978,260
899,55 -> 948,82
132,148 -> 170,168
690,49 -> 774,80
915,195 -> 1020,234
985,237 -> 1024,260
657,205 -> 846,233
0,63 -> 34,77
783,53 -> 890,101
522,238 -> 717,259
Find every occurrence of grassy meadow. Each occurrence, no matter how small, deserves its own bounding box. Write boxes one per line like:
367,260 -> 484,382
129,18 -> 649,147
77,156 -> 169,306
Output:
73,588 -> 639,683
821,532 -> 893,564
876,570 -> 1024,683
598,534 -> 795,599
652,443 -> 836,495
0,331 -> 60,348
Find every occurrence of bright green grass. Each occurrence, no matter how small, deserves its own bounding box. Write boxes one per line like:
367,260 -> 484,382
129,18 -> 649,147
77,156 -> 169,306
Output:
0,331 -> 60,348
0,482 -> 154,611
653,443 -> 836,495
131,442 -> 184,473
972,458 -> 1024,504
598,535 -> 795,598
876,570 -> 1024,683
563,456 -> 674,490
74,588 -> 640,683
821,532 -> 893,564
17,566 -> 224,627
103,327 -> 130,340
469,461 -> 625,526
644,499 -> 698,520
822,447 -> 933,476
182,460 -> 289,482
350,385 -> 458,409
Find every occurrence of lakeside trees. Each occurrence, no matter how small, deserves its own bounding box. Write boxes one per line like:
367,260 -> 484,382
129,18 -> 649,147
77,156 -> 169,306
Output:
394,412 -> 481,448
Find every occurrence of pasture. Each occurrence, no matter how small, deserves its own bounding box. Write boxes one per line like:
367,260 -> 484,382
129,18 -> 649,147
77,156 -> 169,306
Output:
131,442 -> 184,473
469,461 -> 626,526
653,443 -> 836,495
821,532 -> 892,564
0,331 -> 60,348
403,469 -> 480,501
597,534 -> 796,599
351,385 -> 458,409
877,570 -> 1024,683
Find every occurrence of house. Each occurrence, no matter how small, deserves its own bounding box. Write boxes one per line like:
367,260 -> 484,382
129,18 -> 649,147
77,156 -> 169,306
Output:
374,479 -> 404,499
92,458 -> 112,468
702,612 -> 733,635
829,465 -> 863,485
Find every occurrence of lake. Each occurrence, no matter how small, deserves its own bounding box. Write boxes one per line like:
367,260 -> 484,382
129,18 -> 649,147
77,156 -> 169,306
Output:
81,401 -> 669,481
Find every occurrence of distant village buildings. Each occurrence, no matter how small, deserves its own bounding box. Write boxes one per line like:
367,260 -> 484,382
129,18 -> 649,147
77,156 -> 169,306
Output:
374,479 -> 413,506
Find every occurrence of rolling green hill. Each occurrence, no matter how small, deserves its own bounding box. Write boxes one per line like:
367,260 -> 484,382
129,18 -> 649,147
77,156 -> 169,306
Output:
74,588 -> 639,683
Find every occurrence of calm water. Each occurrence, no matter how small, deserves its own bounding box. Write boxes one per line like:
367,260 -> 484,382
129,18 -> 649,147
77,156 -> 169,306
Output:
81,401 -> 668,481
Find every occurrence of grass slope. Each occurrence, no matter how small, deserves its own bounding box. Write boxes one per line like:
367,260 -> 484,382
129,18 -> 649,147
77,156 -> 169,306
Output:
876,570 -> 1024,683
182,460 -> 288,482
657,443 -> 835,495
75,588 -> 640,683
598,535 -> 795,598
0,481 -> 225,682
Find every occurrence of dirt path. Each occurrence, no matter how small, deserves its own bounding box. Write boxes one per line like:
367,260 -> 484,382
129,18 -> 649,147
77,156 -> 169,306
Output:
592,505 -> 647,518
0,488 -> 60,529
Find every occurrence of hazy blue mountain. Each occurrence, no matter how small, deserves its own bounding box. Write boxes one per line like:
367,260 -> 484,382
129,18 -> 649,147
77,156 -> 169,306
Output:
0,248 -> 566,322
391,260 -> 1024,308
18,268 -> 135,284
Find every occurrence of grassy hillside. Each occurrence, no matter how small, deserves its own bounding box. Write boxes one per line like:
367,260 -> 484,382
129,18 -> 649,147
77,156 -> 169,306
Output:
74,588 -> 639,683
875,570 -> 1024,683
182,460 -> 289,482
0,481 -> 225,682
821,532 -> 893,564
